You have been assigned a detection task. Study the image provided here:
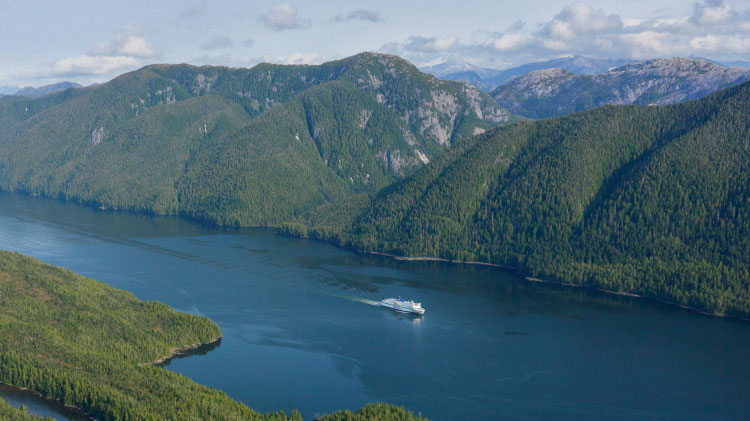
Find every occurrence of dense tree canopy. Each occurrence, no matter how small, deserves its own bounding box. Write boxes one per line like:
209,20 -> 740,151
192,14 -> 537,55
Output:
287,81 -> 750,318
0,53 -> 512,226
0,251 -> 423,420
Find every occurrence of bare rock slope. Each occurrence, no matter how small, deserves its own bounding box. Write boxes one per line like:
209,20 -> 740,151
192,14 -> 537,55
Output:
491,58 -> 750,118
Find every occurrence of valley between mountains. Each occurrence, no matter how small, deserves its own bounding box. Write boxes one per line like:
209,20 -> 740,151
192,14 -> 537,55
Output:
1,52 -> 748,319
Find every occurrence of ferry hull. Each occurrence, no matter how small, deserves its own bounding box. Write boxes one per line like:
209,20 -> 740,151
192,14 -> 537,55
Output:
379,302 -> 426,315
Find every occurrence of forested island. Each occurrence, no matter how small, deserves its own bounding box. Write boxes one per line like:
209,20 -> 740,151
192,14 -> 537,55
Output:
0,250 -> 425,420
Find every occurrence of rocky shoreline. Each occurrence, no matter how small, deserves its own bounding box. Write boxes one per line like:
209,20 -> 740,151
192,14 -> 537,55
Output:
141,336 -> 223,367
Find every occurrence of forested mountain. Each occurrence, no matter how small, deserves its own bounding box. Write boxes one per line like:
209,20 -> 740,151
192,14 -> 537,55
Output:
491,58 -> 750,118
2,54 -> 748,320
0,250 -> 426,420
0,52 -> 512,225
424,56 -> 632,91
286,81 -> 750,318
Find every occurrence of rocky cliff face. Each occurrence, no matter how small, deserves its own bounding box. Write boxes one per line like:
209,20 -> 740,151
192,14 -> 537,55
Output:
491,58 -> 750,118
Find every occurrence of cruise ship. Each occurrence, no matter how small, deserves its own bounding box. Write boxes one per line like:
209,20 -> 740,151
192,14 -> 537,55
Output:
380,297 -> 425,315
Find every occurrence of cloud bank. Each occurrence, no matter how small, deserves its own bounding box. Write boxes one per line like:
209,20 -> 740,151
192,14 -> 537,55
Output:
29,29 -> 158,80
382,0 -> 750,67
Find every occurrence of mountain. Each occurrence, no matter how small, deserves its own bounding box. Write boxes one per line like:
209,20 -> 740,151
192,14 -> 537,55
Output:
421,62 -> 502,80
423,56 -> 632,91
421,63 -> 503,91
0,52 -> 513,225
285,81 -> 750,318
722,60 -> 750,68
0,85 -> 20,97
491,58 -> 750,118
13,81 -> 82,98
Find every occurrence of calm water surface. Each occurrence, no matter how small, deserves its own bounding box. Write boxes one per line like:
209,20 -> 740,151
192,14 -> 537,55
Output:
0,383 -> 90,421
0,192 -> 748,420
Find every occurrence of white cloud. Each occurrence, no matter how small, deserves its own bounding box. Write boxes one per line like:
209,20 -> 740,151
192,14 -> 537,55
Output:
380,0 -> 750,69
333,9 -> 384,23
283,52 -> 325,65
690,0 -> 737,26
36,55 -> 140,78
19,28 -> 158,83
540,3 -> 623,40
619,31 -> 670,57
92,30 -> 157,58
484,33 -> 528,52
689,34 -> 750,54
404,35 -> 458,52
258,4 -> 309,31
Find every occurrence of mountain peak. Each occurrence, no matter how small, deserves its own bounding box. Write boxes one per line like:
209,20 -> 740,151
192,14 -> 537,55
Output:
492,56 -> 750,118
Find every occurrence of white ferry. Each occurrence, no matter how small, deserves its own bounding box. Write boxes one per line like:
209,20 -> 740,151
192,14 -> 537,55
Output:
380,297 -> 425,315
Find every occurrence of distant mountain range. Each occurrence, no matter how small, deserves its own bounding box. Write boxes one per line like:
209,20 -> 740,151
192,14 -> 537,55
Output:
13,81 -> 82,98
0,81 -> 82,98
490,58 -> 750,118
0,52 -> 513,225
422,56 -> 633,91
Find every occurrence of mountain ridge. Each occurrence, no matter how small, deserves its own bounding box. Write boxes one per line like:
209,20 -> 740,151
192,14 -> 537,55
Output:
491,57 -> 750,118
0,52 -> 513,225
423,55 -> 634,91
12,81 -> 82,98
285,80 -> 750,318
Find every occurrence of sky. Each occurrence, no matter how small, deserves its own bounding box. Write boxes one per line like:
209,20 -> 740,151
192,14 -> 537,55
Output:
1,0 -> 749,87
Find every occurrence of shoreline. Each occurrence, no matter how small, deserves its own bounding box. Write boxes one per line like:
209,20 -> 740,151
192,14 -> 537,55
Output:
523,276 -> 750,322
359,245 -> 750,322
8,190 -> 750,324
359,250 -> 516,269
0,381 -> 94,420
140,336 -> 223,366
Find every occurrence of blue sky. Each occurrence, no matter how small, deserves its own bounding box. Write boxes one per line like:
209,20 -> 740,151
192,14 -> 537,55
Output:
1,0 -> 749,86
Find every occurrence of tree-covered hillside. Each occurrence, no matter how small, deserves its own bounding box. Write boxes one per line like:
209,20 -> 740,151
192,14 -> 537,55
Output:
0,53 -> 512,225
0,250 -> 427,420
287,81 -> 750,318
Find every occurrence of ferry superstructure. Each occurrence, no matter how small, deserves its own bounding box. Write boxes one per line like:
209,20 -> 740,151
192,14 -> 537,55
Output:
380,297 -> 425,315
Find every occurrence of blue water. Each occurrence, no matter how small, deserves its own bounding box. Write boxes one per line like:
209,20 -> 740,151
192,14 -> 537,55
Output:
0,383 -> 89,421
0,192 -> 748,420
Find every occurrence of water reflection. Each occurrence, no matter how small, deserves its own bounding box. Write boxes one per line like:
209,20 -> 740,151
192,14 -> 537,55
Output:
381,308 -> 424,324
0,383 -> 91,421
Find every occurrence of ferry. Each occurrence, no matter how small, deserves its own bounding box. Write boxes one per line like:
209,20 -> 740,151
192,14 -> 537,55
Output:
380,297 -> 425,315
